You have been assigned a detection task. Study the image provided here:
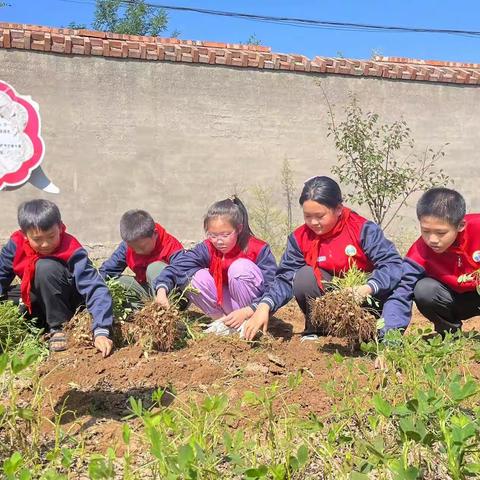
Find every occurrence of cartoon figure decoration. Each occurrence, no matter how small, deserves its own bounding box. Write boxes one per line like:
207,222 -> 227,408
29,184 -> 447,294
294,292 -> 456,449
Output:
0,81 -> 58,193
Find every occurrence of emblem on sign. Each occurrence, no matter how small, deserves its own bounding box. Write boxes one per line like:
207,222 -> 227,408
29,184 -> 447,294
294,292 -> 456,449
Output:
472,251 -> 480,263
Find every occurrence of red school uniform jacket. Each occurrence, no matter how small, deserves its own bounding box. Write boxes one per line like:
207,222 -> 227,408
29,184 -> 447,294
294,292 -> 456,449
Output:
294,208 -> 373,286
406,213 -> 480,293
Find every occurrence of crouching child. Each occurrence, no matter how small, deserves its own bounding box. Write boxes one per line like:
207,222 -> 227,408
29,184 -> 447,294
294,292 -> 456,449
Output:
99,209 -> 184,303
0,199 -> 114,356
383,187 -> 480,337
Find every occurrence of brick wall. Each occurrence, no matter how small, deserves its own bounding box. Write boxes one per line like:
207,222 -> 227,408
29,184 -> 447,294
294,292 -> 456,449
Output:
0,24 -> 479,243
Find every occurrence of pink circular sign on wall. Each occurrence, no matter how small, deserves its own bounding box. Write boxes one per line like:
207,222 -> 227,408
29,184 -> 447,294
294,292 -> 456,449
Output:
0,81 -> 58,192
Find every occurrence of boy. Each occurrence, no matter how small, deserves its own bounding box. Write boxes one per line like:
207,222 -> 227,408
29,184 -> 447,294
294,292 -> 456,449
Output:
383,187 -> 480,335
99,210 -> 184,298
0,199 -> 113,356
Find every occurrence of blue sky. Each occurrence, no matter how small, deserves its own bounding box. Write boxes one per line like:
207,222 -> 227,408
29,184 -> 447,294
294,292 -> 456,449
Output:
2,0 -> 480,63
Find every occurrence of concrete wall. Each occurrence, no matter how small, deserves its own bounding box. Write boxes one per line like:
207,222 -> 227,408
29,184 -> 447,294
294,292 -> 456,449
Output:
1,49 -> 479,244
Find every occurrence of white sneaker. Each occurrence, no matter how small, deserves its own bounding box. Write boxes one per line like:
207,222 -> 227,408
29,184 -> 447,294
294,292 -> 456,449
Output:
205,319 -> 244,337
300,334 -> 320,342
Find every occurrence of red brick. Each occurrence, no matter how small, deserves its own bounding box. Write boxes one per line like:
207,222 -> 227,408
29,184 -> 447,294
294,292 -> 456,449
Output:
71,36 -> 84,45
72,44 -> 85,55
203,41 -> 226,48
78,29 -> 105,39
2,30 -> 10,48
83,37 -> 91,55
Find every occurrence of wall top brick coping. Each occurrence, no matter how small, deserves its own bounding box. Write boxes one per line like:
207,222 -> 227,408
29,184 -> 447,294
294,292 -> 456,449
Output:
1,22 -> 479,86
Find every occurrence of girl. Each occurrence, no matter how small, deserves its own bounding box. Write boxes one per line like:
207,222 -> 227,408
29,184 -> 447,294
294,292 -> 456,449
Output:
243,176 -> 403,341
154,196 -> 277,333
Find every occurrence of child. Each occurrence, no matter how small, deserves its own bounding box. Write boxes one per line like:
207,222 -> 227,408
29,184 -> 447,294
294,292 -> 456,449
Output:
0,199 -> 113,356
154,196 -> 277,334
99,209 -> 184,298
243,176 -> 403,341
382,188 -> 480,335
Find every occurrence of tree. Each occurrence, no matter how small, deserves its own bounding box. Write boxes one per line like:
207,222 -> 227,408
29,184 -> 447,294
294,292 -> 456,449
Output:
65,22 -> 88,29
242,33 -> 262,46
93,0 -> 168,36
326,94 -> 450,229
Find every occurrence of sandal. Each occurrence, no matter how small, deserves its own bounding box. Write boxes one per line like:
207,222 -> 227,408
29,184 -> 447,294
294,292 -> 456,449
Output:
48,331 -> 68,352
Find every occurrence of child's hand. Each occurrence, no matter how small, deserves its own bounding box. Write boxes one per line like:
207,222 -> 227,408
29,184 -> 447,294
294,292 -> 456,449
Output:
94,335 -> 113,358
223,307 -> 254,329
155,287 -> 170,308
350,284 -> 373,303
243,303 -> 270,341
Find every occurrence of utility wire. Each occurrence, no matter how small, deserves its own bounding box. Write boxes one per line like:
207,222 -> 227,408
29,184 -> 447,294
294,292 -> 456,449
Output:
59,0 -> 480,38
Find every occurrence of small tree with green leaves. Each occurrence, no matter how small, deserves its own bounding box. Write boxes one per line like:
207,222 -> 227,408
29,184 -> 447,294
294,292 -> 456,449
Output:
93,0 -> 168,36
327,95 -> 450,229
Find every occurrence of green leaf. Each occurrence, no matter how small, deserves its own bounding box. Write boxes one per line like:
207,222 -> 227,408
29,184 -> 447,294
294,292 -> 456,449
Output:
464,463 -> 480,475
297,444 -> 308,466
242,391 -> 258,406
376,318 -> 385,330
177,444 -> 194,469
349,473 -> 370,480
10,351 -> 38,374
0,353 -> 9,375
61,447 -> 74,468
122,424 -> 131,445
18,469 -> 32,480
450,379 -> 478,402
372,394 -> 392,418
3,451 -> 23,475
16,407 -> 34,421
244,465 -> 268,478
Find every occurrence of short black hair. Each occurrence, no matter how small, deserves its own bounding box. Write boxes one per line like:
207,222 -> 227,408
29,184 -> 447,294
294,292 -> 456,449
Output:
120,210 -> 156,242
299,176 -> 343,208
17,199 -> 62,233
416,188 -> 466,227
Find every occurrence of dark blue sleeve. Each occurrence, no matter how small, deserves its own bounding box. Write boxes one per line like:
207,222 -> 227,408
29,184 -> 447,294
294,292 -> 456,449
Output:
381,258 -> 425,334
153,242 -> 210,293
70,248 -> 114,337
250,244 -> 278,307
98,242 -> 128,279
0,239 -> 16,296
257,234 -> 306,313
360,221 -> 403,298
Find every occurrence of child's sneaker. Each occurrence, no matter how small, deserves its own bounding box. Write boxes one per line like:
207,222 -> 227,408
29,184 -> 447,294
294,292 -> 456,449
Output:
300,333 -> 320,342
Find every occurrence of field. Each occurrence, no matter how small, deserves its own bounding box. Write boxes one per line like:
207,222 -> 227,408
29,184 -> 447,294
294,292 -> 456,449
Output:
2,289 -> 480,480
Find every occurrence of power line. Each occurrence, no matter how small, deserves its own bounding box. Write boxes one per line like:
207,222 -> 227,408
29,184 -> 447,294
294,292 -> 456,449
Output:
59,0 -> 480,38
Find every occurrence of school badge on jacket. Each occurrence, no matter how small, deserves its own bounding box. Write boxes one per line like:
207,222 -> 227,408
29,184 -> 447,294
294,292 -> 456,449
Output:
345,244 -> 357,257
0,80 -> 58,192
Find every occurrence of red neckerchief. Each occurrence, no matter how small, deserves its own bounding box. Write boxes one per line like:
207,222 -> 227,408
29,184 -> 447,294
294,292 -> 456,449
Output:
125,223 -> 183,283
407,216 -> 480,292
206,236 -> 266,306
12,224 -> 82,313
304,207 -> 352,286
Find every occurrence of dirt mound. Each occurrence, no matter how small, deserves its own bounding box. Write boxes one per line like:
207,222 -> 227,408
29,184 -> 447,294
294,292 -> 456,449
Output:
64,301 -> 184,352
310,291 -> 377,348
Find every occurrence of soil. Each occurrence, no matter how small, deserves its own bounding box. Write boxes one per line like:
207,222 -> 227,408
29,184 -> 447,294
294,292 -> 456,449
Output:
28,301 -> 480,454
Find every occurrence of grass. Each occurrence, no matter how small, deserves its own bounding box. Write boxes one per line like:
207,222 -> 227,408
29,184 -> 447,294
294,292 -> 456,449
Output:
2,293 -> 480,479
